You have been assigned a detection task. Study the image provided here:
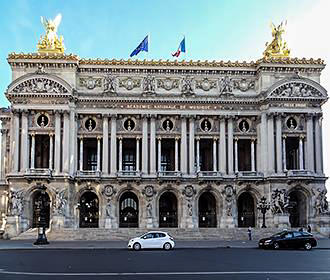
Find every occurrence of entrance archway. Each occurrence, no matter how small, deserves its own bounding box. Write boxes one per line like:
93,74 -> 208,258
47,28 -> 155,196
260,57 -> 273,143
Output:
199,192 -> 217,227
289,190 -> 307,227
119,192 -> 139,228
159,192 -> 178,227
32,190 -> 50,228
79,191 -> 99,228
238,192 -> 255,227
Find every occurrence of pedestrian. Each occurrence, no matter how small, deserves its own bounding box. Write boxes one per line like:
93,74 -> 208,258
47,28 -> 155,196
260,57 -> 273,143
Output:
299,227 -> 303,232
247,226 -> 252,240
307,225 -> 312,233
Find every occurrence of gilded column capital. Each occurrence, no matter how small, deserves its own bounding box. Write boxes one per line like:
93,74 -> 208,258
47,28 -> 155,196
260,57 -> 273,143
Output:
97,136 -> 102,140
0,128 -> 8,135
102,113 -> 110,119
136,136 -> 141,140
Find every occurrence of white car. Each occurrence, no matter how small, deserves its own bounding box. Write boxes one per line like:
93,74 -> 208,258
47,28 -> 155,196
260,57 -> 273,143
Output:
127,231 -> 175,250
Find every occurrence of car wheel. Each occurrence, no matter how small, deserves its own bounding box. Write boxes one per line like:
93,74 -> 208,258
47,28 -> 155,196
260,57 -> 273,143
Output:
304,242 -> 312,250
273,242 -> 280,249
163,242 -> 172,250
133,242 -> 141,251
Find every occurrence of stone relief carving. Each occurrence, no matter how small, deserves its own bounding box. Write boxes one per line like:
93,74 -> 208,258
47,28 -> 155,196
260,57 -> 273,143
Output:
54,189 -> 67,215
223,185 -> 236,216
80,77 -> 102,90
12,78 -> 68,93
103,74 -> 117,93
182,185 -> 196,217
271,189 -> 290,214
271,82 -> 324,98
142,186 -> 156,200
105,199 -> 113,219
146,203 -> 153,218
119,77 -> 141,90
8,189 -> 24,216
233,78 -> 255,92
196,78 -> 217,91
142,75 -> 156,94
102,185 -> 116,198
157,78 -> 179,91
181,76 -> 194,95
219,76 -> 234,94
313,188 -> 329,215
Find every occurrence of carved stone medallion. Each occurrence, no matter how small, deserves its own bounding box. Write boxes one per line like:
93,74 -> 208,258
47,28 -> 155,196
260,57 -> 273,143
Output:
102,185 -> 116,198
80,77 -> 102,90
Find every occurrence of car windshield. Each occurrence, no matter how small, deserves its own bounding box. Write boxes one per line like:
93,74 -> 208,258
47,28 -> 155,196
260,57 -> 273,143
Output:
271,231 -> 288,238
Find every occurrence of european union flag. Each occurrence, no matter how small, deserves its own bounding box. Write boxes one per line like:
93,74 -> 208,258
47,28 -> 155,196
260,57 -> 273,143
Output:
130,36 -> 148,57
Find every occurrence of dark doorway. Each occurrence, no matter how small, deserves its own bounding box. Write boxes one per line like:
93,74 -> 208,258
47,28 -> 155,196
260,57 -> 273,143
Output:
286,137 -> 300,170
160,139 -> 175,171
238,192 -> 255,227
199,192 -> 217,227
82,139 -> 98,171
32,190 -> 50,228
289,190 -> 307,227
238,139 -> 251,171
79,192 -> 99,228
35,135 -> 50,168
199,139 -> 213,171
122,139 -> 137,172
119,192 -> 139,228
159,192 -> 178,227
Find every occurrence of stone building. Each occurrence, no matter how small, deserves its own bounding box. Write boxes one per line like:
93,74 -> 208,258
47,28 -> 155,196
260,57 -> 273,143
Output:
0,18 -> 329,238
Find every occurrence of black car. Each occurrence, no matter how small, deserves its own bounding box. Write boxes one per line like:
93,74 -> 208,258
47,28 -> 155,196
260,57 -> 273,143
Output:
259,230 -> 317,250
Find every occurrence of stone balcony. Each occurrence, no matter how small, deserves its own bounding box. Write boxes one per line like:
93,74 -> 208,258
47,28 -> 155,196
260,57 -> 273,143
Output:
76,170 -> 101,178
157,171 -> 182,180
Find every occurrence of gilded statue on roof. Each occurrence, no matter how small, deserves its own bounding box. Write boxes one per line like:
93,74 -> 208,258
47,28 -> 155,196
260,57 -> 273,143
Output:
263,21 -> 290,59
37,14 -> 65,54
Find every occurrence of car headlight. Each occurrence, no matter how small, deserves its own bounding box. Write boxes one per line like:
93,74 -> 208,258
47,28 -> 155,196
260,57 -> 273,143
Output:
264,240 -> 272,245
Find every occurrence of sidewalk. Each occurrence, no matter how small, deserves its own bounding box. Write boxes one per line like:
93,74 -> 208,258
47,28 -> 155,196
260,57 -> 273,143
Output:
0,238 -> 330,250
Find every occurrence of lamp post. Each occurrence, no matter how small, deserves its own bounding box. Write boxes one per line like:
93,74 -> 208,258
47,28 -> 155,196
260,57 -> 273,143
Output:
257,196 -> 270,228
34,186 -> 49,245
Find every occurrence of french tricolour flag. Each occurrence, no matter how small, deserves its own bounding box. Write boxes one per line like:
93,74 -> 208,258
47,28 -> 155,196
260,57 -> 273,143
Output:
172,37 -> 186,57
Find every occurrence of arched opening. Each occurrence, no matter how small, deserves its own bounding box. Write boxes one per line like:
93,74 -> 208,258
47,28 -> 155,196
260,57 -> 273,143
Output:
288,190 -> 307,227
32,190 -> 50,228
159,192 -> 178,227
198,192 -> 217,227
79,191 -> 99,228
238,192 -> 255,227
119,192 -> 139,228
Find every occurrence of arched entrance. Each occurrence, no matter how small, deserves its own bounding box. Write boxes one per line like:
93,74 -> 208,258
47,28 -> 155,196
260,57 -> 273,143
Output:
238,192 -> 255,227
288,190 -> 307,227
199,192 -> 217,227
79,191 -> 99,228
159,192 -> 178,227
32,190 -> 50,228
119,192 -> 139,228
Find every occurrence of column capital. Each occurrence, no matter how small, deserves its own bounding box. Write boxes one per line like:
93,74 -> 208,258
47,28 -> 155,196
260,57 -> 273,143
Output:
21,110 -> 29,116
195,136 -> 200,141
299,134 -> 305,140
234,136 -> 239,141
31,132 -> 36,137
213,136 -> 218,141
141,114 -> 149,120
180,114 -> 189,119
136,136 -> 141,140
188,114 -> 196,120
79,135 -> 84,140
49,132 -> 54,137
251,137 -> 256,142
149,114 -> 157,119
110,114 -> 117,119
97,135 -> 102,140
266,112 -> 275,119
54,109 -> 61,116
157,136 -> 162,141
118,136 -> 123,141
175,136 -> 180,141
102,113 -> 110,119
225,115 -> 234,120
282,135 -> 287,139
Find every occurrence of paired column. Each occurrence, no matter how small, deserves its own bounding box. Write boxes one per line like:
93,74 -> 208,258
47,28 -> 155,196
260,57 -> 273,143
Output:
136,137 -> 140,172
30,133 -> 35,169
62,111 -> 70,173
79,137 -> 84,171
213,137 -> 217,172
157,137 -> 162,173
282,136 -> 287,171
97,136 -> 101,172
219,118 -> 226,173
118,137 -> 123,172
189,117 -> 195,174
102,115 -> 109,174
227,117 -> 234,174
12,111 -> 20,172
149,116 -> 156,175
0,129 -> 7,179
69,110 -> 77,175
260,113 -> 268,173
49,133 -> 54,169
196,137 -> 200,172
175,137 -> 179,172
141,116 -> 148,174
267,114 -> 275,174
251,138 -> 255,172
306,114 -> 314,172
110,115 -> 117,175
234,137 -> 238,173
54,111 -> 61,173
299,136 -> 304,170
275,114 -> 283,173
20,111 -> 29,172
315,114 -> 323,174
180,116 -> 188,174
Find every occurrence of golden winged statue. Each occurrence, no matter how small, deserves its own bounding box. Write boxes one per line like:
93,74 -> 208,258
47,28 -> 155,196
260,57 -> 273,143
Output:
37,14 -> 65,54
263,21 -> 290,59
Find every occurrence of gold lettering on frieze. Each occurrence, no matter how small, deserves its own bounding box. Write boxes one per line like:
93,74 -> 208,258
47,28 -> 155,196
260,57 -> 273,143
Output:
283,103 -> 307,108
118,103 -> 218,110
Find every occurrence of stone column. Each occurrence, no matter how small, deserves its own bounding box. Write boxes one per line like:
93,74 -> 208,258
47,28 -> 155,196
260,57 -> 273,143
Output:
110,115 -> 117,175
306,114 -> 314,172
267,113 -> 275,174
30,133 -> 35,169
69,110 -> 77,175
196,137 -> 200,172
102,114 -> 109,174
0,129 -> 7,179
12,111 -> 20,172
189,117 -> 195,174
275,114 -> 283,173
219,118 -> 226,173
315,115 -> 323,174
118,137 -> 123,172
260,113 -> 268,173
136,137 -> 140,172
234,137 -> 238,173
20,111 -> 28,172
175,137 -> 179,172
213,137 -> 217,172
54,111 -> 61,173
49,133 -> 54,169
180,116 -> 188,174
142,115 -> 148,175
251,138 -> 255,172
79,137 -> 83,171
227,117 -> 234,174
299,136 -> 304,170
62,111 -> 70,173
149,116 -> 156,175
157,137 -> 162,173
282,136 -> 287,171
97,136 -> 101,172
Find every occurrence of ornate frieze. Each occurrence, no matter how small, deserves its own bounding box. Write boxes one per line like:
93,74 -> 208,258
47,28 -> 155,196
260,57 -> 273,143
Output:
196,78 -> 217,91
157,78 -> 179,91
53,189 -> 67,215
270,82 -> 325,98
8,189 -> 24,216
103,74 -> 117,94
142,75 -> 156,94
119,77 -> 141,90
270,189 -> 290,214
218,76 -> 234,94
12,78 -> 68,93
233,78 -> 255,92
181,76 -> 194,95
79,76 -> 102,90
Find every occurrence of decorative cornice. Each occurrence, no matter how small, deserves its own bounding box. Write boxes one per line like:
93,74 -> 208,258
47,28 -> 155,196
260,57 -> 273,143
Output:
8,52 -> 79,61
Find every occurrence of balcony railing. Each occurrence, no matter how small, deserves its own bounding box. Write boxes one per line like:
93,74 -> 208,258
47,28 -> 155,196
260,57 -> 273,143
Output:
236,171 -> 262,177
286,170 -> 311,176
27,168 -> 52,176
158,171 -> 182,178
117,170 -> 141,177
76,170 -> 101,177
197,171 -> 222,178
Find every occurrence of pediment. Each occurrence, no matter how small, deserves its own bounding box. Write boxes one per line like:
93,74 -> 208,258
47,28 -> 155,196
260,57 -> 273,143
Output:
266,77 -> 327,100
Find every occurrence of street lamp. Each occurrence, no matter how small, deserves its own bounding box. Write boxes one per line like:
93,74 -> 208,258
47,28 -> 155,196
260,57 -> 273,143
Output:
34,187 -> 49,245
257,196 -> 270,228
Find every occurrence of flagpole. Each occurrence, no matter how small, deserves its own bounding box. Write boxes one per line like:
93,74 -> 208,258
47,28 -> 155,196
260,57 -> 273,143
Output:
148,33 -> 150,61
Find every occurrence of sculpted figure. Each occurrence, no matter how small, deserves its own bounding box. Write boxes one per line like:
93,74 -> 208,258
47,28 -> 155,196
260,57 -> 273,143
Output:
224,186 -> 236,216
271,189 -> 289,214
219,76 -> 233,94
146,203 -> 152,218
263,21 -> 290,58
8,190 -> 24,216
54,189 -> 67,215
106,199 -> 113,219
181,76 -> 194,95
143,75 -> 155,94
104,75 -> 117,93
314,188 -> 329,215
